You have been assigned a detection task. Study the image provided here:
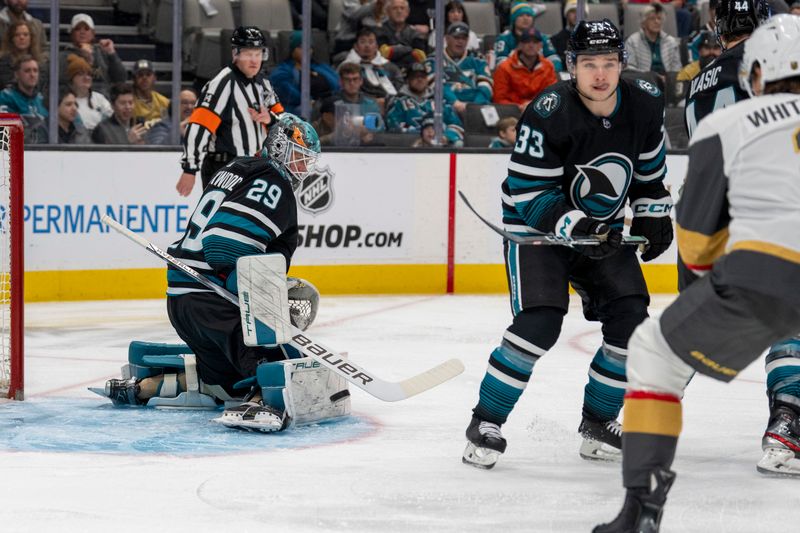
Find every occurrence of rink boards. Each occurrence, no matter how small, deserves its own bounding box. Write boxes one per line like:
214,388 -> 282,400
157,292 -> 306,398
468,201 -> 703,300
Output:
23,150 -> 687,301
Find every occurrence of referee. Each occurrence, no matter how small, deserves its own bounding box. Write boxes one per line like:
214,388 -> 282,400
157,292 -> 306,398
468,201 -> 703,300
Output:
176,26 -> 285,196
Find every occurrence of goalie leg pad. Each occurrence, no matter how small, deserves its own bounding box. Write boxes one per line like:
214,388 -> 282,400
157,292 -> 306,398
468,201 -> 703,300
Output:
95,341 -> 223,409
258,357 -> 351,427
123,340 -> 194,380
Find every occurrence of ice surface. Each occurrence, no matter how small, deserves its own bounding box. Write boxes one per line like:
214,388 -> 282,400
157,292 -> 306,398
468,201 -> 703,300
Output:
2,295 -> 798,532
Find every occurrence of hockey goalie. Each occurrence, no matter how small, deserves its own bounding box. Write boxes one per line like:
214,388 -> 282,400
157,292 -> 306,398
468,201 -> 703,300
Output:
92,114 -> 350,432
91,269 -> 351,433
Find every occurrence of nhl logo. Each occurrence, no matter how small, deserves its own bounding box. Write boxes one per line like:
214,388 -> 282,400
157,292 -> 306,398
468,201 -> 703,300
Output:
298,166 -> 335,215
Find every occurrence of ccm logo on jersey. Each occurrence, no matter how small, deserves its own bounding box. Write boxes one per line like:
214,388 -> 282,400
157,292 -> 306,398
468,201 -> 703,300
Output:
633,203 -> 672,215
293,334 -> 374,385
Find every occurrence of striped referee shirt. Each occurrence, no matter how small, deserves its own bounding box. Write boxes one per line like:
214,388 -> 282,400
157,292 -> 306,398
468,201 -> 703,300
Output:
182,64 -> 284,174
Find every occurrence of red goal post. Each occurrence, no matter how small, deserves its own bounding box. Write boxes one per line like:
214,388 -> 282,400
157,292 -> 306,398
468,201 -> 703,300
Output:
0,114 -> 24,400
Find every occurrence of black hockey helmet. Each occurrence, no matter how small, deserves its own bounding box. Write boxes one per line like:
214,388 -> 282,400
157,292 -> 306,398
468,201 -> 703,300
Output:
567,19 -> 627,70
231,26 -> 268,57
715,0 -> 770,40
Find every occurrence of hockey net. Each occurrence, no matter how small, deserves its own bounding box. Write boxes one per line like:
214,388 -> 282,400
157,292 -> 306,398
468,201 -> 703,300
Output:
0,114 -> 23,400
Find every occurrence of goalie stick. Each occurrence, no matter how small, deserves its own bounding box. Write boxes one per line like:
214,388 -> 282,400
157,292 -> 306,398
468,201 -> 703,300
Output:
102,215 -> 464,402
458,190 -> 648,247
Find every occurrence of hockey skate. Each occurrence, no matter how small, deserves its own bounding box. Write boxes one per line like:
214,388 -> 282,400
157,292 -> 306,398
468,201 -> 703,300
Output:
757,406 -> 800,478
212,401 -> 290,433
462,416 -> 507,469
96,378 -> 143,406
579,416 -> 622,461
593,468 -> 676,533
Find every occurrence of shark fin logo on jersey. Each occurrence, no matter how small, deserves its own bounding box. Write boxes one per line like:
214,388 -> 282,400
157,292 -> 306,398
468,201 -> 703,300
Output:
634,79 -> 662,98
533,91 -> 561,118
570,153 -> 633,220
298,166 -> 334,215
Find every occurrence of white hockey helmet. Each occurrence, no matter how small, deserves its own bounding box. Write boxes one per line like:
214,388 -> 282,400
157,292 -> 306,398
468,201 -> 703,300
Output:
739,15 -> 800,97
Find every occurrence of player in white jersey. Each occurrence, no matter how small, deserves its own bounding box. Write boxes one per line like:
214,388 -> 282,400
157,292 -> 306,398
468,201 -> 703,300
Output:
594,15 -> 800,533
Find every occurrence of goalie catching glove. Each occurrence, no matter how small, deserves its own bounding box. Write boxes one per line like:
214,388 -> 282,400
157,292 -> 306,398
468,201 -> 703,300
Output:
556,210 -> 623,260
288,277 -> 319,331
630,191 -> 674,262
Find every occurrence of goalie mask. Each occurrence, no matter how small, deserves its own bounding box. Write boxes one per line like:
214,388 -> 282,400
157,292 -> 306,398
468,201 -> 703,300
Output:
262,113 -> 321,191
739,15 -> 800,97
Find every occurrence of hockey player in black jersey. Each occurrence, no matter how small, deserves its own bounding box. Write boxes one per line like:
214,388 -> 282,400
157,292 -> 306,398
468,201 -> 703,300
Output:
683,0 -> 769,140
462,20 -> 674,469
104,114 -> 321,426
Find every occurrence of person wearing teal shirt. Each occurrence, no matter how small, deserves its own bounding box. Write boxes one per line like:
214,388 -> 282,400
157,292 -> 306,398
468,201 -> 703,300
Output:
0,54 -> 47,143
493,1 -> 563,72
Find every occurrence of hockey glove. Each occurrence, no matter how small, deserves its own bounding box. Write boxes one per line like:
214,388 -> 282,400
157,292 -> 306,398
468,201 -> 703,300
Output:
630,193 -> 674,262
562,213 -> 623,260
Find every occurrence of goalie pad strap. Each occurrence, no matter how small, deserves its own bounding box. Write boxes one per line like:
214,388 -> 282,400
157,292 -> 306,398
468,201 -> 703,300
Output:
160,373 -> 178,398
184,355 -> 200,392
202,384 -> 236,402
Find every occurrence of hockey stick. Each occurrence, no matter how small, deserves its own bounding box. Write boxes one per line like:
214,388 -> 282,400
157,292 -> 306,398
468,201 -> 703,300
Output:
457,190 -> 648,247
102,215 -> 464,402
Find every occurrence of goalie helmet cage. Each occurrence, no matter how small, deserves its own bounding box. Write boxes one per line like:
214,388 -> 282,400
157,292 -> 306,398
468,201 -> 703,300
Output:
0,114 -> 24,400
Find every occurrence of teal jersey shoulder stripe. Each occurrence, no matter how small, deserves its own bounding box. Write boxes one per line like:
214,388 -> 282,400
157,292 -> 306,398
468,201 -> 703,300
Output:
211,211 -> 275,241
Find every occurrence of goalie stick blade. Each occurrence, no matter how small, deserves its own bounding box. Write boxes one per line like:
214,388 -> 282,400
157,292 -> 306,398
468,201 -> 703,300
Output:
103,216 -> 465,402
288,333 -> 464,402
457,191 -> 648,247
398,358 -> 465,400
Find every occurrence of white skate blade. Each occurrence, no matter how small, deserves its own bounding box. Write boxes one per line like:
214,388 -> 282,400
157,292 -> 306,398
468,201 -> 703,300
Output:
212,406 -> 286,433
87,387 -> 108,399
757,448 -> 800,478
579,438 -> 621,462
212,413 -> 285,433
462,442 -> 502,469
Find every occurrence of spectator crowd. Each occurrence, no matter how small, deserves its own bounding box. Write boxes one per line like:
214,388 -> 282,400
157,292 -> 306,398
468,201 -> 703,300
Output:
1,0 -> 799,148
0,1 -> 198,147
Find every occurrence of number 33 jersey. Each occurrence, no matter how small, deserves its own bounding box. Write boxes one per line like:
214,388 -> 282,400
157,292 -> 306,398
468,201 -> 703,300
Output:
167,157 -> 298,296
502,78 -> 667,236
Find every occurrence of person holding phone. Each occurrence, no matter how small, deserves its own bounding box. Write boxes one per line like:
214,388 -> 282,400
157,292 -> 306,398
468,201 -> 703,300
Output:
92,83 -> 147,145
